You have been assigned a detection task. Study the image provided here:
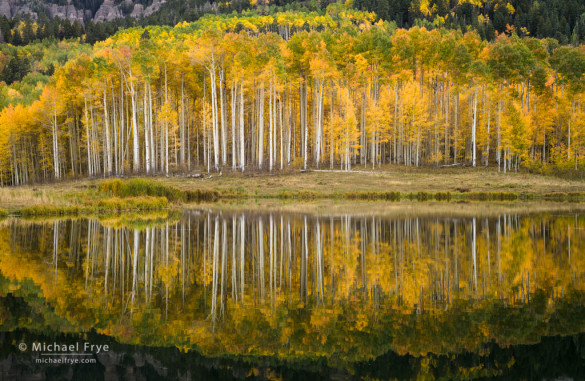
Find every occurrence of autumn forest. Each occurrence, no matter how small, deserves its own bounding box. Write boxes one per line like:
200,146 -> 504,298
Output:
2,2 -> 585,379
1,3 -> 585,186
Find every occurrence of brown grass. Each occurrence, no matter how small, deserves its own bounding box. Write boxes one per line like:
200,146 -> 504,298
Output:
0,167 -> 584,211
0,180 -> 101,210
157,166 -> 585,196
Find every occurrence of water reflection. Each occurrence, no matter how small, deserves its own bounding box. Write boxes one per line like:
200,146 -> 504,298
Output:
1,209 -> 584,360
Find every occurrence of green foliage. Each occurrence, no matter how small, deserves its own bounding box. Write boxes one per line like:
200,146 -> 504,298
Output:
99,178 -> 184,201
99,178 -> 220,203
0,40 -> 91,107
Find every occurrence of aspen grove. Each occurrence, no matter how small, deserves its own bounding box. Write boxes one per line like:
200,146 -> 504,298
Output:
1,5 -> 585,186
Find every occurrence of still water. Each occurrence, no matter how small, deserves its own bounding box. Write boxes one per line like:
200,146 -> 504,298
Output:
1,205 -> 585,379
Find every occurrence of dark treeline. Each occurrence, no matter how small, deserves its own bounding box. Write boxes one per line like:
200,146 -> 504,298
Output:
356,0 -> 585,44
0,0 -> 271,46
2,0 -> 585,48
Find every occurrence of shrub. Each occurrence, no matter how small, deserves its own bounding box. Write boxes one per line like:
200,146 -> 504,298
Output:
99,178 -> 183,201
99,178 -> 222,203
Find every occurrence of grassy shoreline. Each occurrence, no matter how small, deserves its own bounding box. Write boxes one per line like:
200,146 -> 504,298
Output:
0,168 -> 584,217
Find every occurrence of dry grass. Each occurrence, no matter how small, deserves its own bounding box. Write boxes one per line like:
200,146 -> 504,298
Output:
0,180 -> 99,210
0,167 -> 583,211
158,166 -> 585,196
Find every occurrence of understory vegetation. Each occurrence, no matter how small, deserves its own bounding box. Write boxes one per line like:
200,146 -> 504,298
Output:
0,176 -> 583,217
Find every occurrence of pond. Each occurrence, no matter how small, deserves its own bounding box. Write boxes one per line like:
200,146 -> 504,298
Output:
1,203 -> 585,379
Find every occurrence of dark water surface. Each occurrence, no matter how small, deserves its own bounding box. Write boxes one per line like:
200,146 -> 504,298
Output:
1,206 -> 585,379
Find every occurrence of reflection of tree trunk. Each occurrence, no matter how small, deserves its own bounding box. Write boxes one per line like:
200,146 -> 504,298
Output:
315,218 -> 323,302
330,217 -> 335,296
280,216 -> 284,295
259,217 -> 265,300
104,226 -> 111,302
211,217 -> 219,325
497,216 -> 501,287
131,229 -> 139,314
240,214 -> 245,302
472,217 -> 477,295
444,220 -> 449,305
145,227 -> 150,303
221,219 -> 227,317
181,219 -> 186,307
454,221 -> 458,292
232,216 -> 237,302
301,216 -> 308,302
269,215 -> 274,305
52,221 -> 60,284
287,218 -> 292,296
394,221 -> 398,301
165,223 -> 169,320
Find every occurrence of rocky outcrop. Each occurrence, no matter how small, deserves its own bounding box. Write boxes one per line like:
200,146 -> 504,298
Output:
93,0 -> 122,22
48,3 -> 86,24
0,0 -> 13,18
130,3 -> 143,18
0,0 -> 168,24
143,0 -> 165,17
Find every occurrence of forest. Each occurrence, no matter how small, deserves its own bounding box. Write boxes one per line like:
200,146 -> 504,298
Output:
0,3 -> 585,185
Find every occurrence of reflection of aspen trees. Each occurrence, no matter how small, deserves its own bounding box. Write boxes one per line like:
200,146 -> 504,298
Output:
240,214 -> 245,303
287,218 -> 292,298
14,210 -> 585,334
104,226 -> 111,302
181,219 -> 186,307
131,229 -> 139,312
330,217 -> 334,296
221,219 -> 227,317
259,216 -> 265,300
454,220 -> 459,292
145,227 -> 150,303
280,216 -> 284,296
232,215 -> 237,302
269,214 -> 274,306
165,222 -> 169,320
211,217 -> 219,323
315,218 -> 323,303
52,221 -> 59,285
472,217 -> 478,295
301,216 -> 308,302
